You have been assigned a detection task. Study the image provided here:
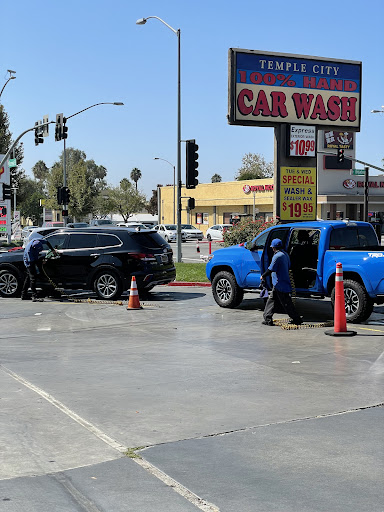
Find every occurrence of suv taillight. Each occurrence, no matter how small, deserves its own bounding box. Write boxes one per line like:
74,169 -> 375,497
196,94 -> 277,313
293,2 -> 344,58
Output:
130,253 -> 156,261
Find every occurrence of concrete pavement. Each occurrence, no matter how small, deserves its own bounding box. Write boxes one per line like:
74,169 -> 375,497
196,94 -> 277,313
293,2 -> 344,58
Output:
0,287 -> 383,511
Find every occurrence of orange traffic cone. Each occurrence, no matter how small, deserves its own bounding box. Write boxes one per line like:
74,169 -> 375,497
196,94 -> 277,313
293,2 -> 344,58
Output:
325,262 -> 356,337
127,276 -> 143,310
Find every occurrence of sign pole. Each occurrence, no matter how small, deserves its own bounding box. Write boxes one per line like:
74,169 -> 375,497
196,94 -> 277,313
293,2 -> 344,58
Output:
364,166 -> 369,222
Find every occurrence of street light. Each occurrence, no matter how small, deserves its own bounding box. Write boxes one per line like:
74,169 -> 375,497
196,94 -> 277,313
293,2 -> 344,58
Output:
0,70 -> 16,102
136,16 -> 182,262
154,157 -> 175,223
62,102 -> 124,225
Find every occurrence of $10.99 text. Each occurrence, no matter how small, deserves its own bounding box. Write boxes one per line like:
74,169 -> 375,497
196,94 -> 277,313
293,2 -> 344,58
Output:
282,202 -> 313,217
290,139 -> 315,156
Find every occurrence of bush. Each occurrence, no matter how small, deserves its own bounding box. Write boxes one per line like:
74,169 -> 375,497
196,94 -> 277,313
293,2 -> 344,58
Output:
223,218 -> 276,247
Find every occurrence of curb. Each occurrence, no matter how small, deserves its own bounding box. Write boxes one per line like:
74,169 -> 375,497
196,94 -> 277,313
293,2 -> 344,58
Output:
168,281 -> 211,287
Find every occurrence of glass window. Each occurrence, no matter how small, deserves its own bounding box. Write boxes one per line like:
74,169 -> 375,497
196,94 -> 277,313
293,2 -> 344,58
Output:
130,232 -> 167,249
164,225 -> 177,230
330,226 -> 378,249
97,234 -> 122,248
44,233 -> 68,249
254,230 -> 269,248
68,234 -> 97,249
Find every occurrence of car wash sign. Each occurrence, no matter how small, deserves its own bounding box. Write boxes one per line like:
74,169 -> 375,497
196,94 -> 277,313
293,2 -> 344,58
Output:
228,49 -> 361,130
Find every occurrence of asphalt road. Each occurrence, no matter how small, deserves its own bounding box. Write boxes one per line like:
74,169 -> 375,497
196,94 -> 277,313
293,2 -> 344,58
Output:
1,287 -> 383,511
170,239 -> 224,263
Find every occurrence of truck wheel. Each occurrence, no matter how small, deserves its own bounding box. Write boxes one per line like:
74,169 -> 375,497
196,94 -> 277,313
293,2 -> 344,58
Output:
0,269 -> 22,298
212,271 -> 244,308
93,270 -> 123,300
331,279 -> 373,323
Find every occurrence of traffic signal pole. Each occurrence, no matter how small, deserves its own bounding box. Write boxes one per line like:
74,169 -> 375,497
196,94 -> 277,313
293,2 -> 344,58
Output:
63,137 -> 67,226
0,121 -> 54,170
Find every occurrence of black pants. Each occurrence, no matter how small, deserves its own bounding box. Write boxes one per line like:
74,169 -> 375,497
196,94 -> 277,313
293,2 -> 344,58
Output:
263,287 -> 301,324
21,263 -> 39,299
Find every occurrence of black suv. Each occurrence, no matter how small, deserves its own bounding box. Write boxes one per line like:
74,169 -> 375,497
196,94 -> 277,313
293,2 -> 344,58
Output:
0,227 -> 176,299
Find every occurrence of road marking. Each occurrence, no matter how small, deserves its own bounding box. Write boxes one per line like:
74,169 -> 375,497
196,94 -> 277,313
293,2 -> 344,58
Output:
0,364 -> 220,512
358,327 -> 384,333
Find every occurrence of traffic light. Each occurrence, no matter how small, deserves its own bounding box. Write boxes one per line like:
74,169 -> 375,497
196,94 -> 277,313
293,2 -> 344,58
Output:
186,139 -> 199,189
34,122 -> 43,146
3,184 -> 11,200
62,187 -> 71,204
62,118 -> 68,139
57,186 -> 63,205
337,148 -> 345,163
55,113 -> 63,141
188,197 -> 195,210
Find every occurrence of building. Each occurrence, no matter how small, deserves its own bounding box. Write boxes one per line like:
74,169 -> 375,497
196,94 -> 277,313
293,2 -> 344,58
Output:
158,179 -> 274,236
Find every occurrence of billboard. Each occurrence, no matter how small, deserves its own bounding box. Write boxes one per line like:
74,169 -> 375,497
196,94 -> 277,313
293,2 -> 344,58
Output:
228,49 -> 361,131
279,166 -> 317,221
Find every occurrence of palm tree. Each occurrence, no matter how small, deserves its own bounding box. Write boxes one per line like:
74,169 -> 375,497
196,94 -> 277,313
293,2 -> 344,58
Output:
130,168 -> 142,190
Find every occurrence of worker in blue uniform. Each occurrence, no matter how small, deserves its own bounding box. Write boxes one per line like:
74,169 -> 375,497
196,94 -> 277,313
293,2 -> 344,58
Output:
261,238 -> 302,326
21,238 -> 55,301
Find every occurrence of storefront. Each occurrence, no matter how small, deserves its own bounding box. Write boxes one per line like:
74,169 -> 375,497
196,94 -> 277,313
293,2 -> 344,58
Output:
158,179 -> 274,236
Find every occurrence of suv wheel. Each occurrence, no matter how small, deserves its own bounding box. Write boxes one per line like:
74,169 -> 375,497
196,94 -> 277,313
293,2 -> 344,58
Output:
212,271 -> 244,308
0,268 -> 22,298
93,270 -> 123,300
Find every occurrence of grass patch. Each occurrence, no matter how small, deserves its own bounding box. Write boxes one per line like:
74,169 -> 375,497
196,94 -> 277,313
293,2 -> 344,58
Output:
125,446 -> 146,459
175,262 -> 209,282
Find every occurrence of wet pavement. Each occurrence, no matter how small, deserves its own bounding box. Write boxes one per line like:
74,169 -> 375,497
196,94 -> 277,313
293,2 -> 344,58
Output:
0,287 -> 383,511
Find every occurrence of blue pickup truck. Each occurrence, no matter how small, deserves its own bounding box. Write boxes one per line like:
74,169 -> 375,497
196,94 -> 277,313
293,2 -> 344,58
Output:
206,220 -> 384,323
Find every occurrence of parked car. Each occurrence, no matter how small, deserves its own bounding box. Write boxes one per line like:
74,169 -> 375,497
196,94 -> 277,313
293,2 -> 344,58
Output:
181,224 -> 203,241
205,224 -> 232,241
67,222 -> 89,228
154,224 -> 187,243
42,221 -> 65,228
90,219 -> 115,226
116,222 -> 148,230
22,227 -> 63,247
0,227 -> 176,300
21,226 -> 39,240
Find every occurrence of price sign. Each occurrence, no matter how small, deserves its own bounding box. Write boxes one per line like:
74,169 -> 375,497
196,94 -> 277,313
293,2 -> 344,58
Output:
289,125 -> 316,157
280,166 -> 316,221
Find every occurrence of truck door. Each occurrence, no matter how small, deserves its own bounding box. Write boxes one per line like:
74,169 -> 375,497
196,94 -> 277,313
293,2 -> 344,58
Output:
242,230 -> 269,288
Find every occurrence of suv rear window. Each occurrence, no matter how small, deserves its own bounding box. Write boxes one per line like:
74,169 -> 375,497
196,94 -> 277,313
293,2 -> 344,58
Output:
329,226 -> 378,249
130,232 -> 167,249
97,234 -> 122,248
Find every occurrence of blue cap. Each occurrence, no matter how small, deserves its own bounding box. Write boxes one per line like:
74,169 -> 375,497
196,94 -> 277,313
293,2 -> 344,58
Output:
271,238 -> 282,248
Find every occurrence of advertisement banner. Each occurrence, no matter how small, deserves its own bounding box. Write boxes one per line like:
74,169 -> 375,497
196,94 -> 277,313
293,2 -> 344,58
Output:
228,49 -> 361,130
323,130 -> 354,149
280,167 -> 317,221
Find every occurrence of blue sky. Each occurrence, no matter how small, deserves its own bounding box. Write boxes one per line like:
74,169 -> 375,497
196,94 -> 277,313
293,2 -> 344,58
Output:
2,0 -> 384,197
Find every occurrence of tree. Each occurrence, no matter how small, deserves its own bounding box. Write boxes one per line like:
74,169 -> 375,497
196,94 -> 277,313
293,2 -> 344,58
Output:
0,105 -> 24,188
17,177 -> 44,225
32,160 -> 49,185
211,173 -> 222,183
235,153 -> 273,180
130,167 -> 142,190
146,185 -> 163,215
109,179 -> 147,222
41,147 -> 108,219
